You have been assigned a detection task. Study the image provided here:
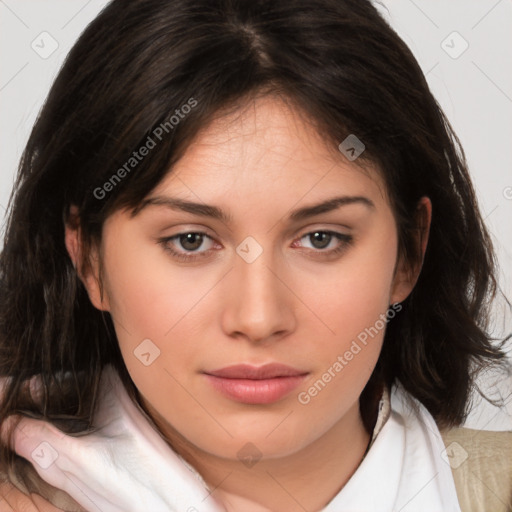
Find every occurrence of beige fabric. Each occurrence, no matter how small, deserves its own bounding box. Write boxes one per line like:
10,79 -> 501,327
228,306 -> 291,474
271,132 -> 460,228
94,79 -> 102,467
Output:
440,426 -> 512,512
373,387 -> 512,512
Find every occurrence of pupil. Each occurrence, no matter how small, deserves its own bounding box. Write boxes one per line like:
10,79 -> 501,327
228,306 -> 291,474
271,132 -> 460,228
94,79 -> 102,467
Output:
312,232 -> 330,249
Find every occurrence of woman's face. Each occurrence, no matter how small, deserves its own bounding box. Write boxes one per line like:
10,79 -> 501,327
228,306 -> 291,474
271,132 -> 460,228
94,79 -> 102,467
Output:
74,95 -> 420,462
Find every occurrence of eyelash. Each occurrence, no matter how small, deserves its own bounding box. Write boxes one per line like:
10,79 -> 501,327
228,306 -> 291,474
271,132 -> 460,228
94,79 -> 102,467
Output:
157,230 -> 353,263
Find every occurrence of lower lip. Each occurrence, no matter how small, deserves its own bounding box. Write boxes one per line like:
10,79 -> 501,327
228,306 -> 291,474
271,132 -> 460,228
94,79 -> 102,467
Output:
204,374 -> 307,404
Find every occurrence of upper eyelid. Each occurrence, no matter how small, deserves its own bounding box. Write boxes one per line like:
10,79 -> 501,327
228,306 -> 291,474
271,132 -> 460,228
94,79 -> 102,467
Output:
163,222 -> 352,237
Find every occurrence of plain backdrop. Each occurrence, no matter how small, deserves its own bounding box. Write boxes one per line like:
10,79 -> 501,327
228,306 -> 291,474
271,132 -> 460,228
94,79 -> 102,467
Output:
0,0 -> 511,430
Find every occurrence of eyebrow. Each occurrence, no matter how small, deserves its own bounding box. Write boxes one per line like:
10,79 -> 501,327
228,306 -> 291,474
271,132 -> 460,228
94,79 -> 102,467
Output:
136,195 -> 375,223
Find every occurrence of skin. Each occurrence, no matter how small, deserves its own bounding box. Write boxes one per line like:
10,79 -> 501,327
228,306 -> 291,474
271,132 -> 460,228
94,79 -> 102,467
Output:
0,481 -> 63,511
66,94 -> 431,512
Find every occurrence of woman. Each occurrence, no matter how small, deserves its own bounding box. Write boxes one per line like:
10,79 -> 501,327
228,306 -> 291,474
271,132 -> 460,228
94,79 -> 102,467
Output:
0,0 -> 511,510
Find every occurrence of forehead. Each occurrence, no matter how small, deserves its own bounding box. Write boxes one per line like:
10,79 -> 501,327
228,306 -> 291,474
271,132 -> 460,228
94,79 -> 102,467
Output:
151,94 -> 388,210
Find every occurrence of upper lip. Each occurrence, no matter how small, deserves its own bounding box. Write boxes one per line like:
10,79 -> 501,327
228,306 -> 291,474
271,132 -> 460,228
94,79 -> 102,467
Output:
204,363 -> 308,380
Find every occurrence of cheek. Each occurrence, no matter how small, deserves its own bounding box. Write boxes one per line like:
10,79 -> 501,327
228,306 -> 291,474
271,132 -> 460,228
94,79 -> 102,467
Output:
102,231 -> 201,337
104,250 -> 167,335
307,226 -> 398,348
296,271 -> 395,425
100,238 -> 207,412
100,228 -> 231,406
99,232 -> 199,376
296,224 -> 397,399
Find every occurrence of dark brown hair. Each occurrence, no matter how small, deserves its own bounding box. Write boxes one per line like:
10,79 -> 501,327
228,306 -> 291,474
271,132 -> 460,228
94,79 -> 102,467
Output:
1,0 -> 510,478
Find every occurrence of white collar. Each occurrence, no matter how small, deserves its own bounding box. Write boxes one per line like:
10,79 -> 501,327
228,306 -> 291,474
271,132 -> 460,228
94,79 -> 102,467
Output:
321,382 -> 461,511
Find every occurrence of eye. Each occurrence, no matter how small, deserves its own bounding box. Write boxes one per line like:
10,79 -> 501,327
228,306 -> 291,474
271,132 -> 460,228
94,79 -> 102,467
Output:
158,232 -> 217,262
293,230 -> 353,257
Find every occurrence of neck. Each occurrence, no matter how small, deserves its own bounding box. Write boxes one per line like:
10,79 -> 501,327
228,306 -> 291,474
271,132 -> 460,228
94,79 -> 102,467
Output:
145,399 -> 372,512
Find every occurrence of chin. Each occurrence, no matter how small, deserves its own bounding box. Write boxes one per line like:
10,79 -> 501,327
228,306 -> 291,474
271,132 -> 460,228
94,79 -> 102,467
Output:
190,422 -> 321,462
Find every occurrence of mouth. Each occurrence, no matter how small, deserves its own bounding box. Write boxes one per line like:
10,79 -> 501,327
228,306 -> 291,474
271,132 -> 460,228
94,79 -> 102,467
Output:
202,363 -> 309,404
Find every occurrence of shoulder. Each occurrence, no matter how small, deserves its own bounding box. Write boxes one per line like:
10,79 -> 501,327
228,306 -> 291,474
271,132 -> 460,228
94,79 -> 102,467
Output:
439,426 -> 512,512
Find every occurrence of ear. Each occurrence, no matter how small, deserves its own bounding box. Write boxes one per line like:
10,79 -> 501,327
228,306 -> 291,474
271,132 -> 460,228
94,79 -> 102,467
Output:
390,196 -> 432,304
64,205 -> 110,312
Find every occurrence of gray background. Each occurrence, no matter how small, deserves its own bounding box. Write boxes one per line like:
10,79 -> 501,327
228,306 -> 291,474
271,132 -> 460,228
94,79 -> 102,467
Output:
1,0 -> 511,429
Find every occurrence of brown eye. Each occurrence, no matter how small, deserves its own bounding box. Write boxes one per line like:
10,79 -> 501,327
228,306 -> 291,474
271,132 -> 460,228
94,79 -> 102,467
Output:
158,231 -> 217,262
290,230 -> 354,261
297,231 -> 352,252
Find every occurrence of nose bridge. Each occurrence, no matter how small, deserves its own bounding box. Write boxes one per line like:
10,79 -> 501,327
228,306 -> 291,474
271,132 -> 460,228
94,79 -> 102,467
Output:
222,237 -> 294,341
239,251 -> 279,306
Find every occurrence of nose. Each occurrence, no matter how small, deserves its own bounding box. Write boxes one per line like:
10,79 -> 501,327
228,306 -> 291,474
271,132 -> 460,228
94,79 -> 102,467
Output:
220,246 -> 296,345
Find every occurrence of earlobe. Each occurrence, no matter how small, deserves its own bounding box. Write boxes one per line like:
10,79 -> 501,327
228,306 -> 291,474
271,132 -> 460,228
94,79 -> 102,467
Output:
390,197 -> 432,304
64,207 -> 110,312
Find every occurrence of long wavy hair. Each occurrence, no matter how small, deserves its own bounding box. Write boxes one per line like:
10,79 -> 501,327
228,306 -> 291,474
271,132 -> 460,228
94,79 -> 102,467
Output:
0,0 -> 509,480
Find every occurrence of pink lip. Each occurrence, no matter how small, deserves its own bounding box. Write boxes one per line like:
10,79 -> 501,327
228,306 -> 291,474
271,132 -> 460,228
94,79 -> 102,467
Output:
203,364 -> 309,404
